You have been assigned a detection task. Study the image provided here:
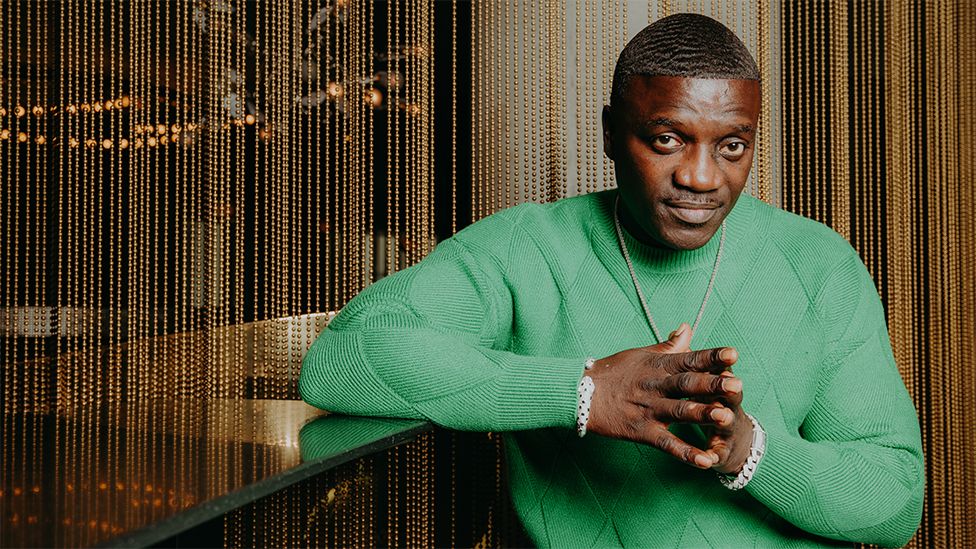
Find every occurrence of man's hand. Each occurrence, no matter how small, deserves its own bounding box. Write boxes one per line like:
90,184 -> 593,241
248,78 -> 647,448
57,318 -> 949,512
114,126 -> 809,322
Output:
585,323 -> 743,470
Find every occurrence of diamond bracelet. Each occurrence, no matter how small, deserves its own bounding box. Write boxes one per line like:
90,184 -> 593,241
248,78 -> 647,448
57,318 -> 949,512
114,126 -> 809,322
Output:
576,358 -> 597,437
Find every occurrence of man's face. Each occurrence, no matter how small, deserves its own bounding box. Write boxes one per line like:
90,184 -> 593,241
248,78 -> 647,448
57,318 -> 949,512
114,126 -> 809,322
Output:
603,76 -> 761,250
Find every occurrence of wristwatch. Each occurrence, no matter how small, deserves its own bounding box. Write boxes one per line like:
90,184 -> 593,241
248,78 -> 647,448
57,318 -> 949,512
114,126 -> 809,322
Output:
718,413 -> 766,490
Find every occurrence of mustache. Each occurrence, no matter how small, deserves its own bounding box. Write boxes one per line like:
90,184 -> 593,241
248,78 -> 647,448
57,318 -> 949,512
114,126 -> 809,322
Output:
664,197 -> 722,208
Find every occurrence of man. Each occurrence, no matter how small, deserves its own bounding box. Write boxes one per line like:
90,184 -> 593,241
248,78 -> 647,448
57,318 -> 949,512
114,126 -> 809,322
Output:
300,13 -> 924,548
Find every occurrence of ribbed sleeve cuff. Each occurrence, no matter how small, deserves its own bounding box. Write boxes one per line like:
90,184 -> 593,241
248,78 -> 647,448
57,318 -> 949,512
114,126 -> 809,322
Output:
744,428 -> 818,512
494,355 -> 586,431
299,416 -> 427,461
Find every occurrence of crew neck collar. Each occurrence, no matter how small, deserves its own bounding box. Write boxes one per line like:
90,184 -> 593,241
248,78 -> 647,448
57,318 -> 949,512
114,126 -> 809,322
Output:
590,189 -> 754,275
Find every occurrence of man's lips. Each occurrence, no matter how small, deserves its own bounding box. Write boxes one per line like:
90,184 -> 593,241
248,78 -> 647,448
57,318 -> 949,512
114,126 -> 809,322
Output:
663,201 -> 721,225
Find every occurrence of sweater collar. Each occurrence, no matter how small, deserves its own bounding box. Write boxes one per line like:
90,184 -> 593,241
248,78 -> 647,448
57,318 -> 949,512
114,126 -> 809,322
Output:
589,189 -> 756,275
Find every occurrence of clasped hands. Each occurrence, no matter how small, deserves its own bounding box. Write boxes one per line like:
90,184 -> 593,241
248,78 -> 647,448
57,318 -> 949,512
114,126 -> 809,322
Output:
586,323 -> 753,474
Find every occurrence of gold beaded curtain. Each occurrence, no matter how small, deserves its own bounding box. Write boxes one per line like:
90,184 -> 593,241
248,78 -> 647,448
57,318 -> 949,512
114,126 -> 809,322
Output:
1,0 -> 438,547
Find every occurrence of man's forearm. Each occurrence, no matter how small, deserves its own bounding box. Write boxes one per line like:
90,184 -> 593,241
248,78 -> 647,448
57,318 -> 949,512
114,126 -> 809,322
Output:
299,322 -> 584,431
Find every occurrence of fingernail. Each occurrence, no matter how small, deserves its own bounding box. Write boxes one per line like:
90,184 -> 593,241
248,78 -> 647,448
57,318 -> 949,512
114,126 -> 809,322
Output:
674,324 -> 687,337
694,454 -> 713,468
723,378 -> 742,392
720,348 -> 737,362
710,408 -> 729,422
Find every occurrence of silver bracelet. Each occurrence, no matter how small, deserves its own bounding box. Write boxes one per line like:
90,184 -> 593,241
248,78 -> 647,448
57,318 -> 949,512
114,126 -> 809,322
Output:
576,373 -> 595,438
718,413 -> 766,490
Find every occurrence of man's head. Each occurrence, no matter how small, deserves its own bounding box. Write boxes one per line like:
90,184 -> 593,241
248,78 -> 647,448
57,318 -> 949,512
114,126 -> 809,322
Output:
603,13 -> 761,250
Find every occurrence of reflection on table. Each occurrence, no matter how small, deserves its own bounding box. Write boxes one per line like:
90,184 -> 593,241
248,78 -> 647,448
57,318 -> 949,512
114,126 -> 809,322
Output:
2,314 -> 338,547
1,399 -> 330,547
1,312 -> 505,548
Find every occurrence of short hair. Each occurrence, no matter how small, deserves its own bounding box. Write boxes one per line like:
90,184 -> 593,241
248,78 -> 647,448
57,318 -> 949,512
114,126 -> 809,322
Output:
610,13 -> 760,107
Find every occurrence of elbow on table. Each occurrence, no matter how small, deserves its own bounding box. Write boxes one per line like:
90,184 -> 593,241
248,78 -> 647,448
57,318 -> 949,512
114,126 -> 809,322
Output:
298,329 -> 416,419
298,335 -> 341,411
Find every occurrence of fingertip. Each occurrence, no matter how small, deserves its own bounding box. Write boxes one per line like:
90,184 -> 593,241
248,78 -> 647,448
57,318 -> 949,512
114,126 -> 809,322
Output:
722,378 -> 743,393
693,453 -> 714,469
719,347 -> 738,363
663,323 -> 692,354
710,407 -> 734,425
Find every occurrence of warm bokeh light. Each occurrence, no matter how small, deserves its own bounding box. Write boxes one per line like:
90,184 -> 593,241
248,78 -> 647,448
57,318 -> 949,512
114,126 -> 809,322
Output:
364,88 -> 383,108
327,81 -> 344,100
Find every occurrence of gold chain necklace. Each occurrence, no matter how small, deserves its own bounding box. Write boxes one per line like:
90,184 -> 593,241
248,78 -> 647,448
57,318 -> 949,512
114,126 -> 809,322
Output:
613,196 -> 726,344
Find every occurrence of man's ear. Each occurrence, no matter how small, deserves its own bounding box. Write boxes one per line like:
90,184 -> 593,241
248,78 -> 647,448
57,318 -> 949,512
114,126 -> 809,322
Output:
602,105 -> 615,160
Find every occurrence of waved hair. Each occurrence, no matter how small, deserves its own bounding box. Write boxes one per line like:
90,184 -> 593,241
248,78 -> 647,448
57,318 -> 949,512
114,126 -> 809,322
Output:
610,13 -> 760,107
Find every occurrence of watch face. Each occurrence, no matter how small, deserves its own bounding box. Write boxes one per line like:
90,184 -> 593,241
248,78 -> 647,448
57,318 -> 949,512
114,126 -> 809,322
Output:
751,417 -> 766,452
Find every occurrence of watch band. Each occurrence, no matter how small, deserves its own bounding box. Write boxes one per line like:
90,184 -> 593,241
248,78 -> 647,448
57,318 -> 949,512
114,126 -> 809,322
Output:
718,413 -> 766,490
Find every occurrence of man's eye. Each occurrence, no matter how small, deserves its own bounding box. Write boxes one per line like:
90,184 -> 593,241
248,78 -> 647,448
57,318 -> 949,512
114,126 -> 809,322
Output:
651,135 -> 681,152
721,141 -> 747,159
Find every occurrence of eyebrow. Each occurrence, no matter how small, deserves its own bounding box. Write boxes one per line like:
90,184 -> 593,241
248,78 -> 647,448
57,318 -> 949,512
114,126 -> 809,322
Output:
640,117 -> 755,135
641,117 -> 680,130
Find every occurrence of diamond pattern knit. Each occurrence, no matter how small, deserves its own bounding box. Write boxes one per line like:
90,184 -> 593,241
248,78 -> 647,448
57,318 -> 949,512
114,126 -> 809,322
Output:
299,191 -> 924,548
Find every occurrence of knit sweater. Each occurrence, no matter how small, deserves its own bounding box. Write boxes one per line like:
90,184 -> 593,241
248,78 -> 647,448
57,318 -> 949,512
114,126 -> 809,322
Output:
299,191 -> 924,548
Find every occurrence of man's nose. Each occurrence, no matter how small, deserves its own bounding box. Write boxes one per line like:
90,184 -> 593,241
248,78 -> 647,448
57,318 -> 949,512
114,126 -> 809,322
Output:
673,145 -> 722,191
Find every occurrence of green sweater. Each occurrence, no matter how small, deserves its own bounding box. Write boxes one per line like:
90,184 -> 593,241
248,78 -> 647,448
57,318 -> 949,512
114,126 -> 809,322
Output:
299,191 -> 924,548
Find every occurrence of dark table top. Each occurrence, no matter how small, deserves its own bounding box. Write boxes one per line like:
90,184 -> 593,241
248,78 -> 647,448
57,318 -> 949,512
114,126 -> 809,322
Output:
0,399 -> 430,548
